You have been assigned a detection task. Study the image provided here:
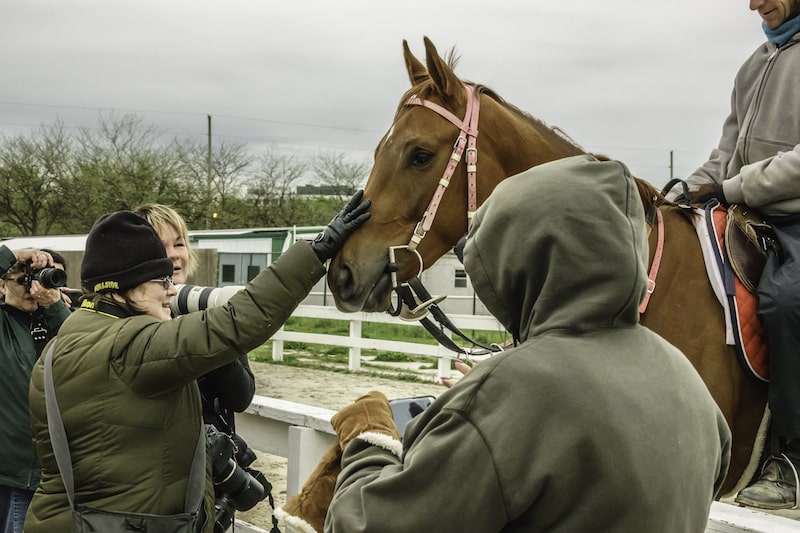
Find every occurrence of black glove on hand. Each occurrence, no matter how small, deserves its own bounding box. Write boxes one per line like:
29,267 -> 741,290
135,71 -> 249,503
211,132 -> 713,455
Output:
691,182 -> 727,206
311,190 -> 371,262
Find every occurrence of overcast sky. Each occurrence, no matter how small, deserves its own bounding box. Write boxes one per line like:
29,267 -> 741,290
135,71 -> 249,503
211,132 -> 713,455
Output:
1,0 -> 766,189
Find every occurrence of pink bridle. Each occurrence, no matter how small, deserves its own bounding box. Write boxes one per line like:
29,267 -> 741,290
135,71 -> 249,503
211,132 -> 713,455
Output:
405,84 -> 481,252
387,84 -> 481,320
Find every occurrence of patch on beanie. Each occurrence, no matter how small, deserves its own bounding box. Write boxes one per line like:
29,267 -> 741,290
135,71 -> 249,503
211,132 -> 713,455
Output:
92,280 -> 120,293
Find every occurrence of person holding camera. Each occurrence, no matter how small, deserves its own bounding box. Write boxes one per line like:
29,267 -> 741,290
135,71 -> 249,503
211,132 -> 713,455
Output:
24,191 -> 370,532
135,203 -> 259,530
0,247 -> 71,533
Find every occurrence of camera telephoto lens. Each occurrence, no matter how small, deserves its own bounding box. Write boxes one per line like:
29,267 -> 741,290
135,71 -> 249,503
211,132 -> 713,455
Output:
206,425 -> 267,512
215,462 -> 266,511
34,268 -> 67,289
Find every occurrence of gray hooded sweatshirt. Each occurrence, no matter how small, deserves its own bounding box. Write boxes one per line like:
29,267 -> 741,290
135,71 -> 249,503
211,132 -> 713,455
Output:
668,32 -> 800,215
325,155 -> 731,532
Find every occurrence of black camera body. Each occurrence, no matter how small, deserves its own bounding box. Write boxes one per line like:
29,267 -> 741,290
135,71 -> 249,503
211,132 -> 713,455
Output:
24,267 -> 67,290
205,425 -> 269,533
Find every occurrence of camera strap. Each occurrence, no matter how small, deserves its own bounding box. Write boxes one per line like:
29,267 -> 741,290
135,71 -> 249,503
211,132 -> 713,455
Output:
2,303 -> 50,355
78,298 -> 135,319
30,312 -> 48,352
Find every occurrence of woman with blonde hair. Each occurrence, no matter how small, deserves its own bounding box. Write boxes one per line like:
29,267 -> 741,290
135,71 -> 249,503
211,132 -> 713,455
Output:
134,204 -> 197,284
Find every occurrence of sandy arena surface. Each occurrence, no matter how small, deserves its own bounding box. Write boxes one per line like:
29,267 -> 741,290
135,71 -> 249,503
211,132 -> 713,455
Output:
234,361 -> 444,530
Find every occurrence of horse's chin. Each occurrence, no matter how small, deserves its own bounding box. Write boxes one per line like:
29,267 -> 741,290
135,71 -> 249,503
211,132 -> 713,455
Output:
331,272 -> 393,314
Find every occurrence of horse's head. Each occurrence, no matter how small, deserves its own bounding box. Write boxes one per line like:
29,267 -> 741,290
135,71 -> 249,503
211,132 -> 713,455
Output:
328,37 -> 584,313
326,38 -> 475,312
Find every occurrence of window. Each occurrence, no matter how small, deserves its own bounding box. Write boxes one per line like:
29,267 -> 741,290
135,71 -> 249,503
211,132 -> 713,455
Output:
454,269 -> 467,288
222,264 -> 236,283
247,265 -> 261,282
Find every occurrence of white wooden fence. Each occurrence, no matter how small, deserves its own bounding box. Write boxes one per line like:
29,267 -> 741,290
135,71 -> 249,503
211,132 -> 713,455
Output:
270,304 -> 506,378
230,305 -> 799,532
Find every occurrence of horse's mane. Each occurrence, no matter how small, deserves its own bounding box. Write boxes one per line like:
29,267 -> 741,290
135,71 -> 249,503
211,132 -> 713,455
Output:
398,78 -> 586,157
635,178 -> 662,216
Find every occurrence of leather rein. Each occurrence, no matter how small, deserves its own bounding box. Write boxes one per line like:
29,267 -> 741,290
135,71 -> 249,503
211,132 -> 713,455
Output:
386,85 -> 503,357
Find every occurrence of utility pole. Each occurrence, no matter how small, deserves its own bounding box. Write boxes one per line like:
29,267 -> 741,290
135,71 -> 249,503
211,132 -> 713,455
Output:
669,150 -> 674,182
206,114 -> 212,229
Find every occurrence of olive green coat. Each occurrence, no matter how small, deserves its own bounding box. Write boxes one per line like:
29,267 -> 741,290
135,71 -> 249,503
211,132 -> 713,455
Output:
25,241 -> 325,533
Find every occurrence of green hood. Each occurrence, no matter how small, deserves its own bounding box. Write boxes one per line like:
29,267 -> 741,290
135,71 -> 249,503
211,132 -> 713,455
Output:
463,154 -> 648,341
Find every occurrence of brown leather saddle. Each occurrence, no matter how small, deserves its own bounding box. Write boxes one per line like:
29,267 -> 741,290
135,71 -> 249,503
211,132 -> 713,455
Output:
725,204 -> 779,294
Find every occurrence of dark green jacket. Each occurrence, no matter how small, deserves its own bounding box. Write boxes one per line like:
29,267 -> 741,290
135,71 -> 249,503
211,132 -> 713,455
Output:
25,241 -> 324,533
0,245 -> 70,491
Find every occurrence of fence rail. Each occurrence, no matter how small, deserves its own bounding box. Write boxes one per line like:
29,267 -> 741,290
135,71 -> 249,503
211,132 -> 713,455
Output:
270,304 -> 505,377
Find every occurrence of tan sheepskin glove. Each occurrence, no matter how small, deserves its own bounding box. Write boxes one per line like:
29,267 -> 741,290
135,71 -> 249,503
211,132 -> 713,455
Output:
275,442 -> 342,533
276,391 -> 403,533
331,390 -> 402,452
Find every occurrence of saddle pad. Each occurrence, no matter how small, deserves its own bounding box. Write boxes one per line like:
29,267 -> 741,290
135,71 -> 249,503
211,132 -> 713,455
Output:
694,201 -> 768,382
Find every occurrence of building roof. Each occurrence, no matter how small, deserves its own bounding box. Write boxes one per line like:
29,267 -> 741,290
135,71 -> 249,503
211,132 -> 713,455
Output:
0,226 -> 325,253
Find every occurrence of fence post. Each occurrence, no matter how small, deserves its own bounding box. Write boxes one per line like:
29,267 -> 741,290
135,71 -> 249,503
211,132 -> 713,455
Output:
272,326 -> 284,362
349,319 -> 362,372
286,426 -> 337,497
437,330 -> 453,380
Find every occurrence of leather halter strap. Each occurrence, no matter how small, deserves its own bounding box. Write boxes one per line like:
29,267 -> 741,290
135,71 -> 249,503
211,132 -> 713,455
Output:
404,85 -> 480,252
639,208 -> 664,314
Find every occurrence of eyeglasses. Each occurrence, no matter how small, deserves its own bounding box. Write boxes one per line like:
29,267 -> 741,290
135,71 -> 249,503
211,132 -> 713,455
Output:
4,276 -> 28,286
149,276 -> 175,290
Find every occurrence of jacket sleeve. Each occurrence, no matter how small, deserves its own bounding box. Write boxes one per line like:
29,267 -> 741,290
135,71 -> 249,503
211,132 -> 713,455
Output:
116,240 -> 325,396
198,353 -> 256,413
0,245 -> 15,275
325,410 -> 507,533
723,143 -> 800,209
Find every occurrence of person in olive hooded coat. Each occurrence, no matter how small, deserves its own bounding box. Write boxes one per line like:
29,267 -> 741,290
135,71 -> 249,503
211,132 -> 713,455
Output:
25,192 -> 370,532
320,155 -> 731,533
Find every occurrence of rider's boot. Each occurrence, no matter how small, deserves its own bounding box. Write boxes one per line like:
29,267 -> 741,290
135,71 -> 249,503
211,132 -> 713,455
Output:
735,438 -> 800,510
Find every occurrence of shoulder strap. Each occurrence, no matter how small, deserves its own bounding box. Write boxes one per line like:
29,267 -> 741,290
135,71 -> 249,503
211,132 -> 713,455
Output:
43,341 -> 207,514
43,341 -> 77,509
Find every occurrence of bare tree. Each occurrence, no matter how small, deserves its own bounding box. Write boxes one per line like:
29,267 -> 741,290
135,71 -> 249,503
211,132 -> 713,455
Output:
247,147 -> 308,226
60,112 -> 183,231
310,151 -> 370,200
0,120 -> 73,235
172,137 -> 253,229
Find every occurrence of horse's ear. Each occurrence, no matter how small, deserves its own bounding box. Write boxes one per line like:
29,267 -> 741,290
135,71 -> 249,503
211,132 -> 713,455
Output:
423,36 -> 461,98
403,39 -> 428,86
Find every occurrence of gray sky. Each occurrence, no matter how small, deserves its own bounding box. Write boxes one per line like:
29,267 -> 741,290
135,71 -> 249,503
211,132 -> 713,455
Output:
2,0 -> 766,189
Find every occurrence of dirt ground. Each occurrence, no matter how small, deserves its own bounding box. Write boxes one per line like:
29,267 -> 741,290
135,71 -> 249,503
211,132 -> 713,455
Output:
234,361 -> 444,530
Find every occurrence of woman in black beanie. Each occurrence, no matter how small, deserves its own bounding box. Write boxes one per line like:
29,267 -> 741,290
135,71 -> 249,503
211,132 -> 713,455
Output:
24,193 -> 370,532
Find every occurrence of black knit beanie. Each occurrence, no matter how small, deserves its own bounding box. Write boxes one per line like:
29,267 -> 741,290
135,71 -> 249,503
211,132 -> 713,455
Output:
81,211 -> 174,293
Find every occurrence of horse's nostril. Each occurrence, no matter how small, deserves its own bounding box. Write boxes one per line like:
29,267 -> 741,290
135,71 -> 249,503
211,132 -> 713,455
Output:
332,262 -> 355,301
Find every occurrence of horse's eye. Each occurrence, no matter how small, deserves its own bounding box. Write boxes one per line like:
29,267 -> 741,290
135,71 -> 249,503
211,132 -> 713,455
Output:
411,149 -> 434,167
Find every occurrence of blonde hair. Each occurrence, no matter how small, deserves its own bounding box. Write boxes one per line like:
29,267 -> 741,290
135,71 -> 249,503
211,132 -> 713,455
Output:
133,204 -> 197,278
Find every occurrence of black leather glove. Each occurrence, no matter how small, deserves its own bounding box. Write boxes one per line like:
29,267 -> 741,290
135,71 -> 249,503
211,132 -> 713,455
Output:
311,190 -> 371,262
690,182 -> 727,206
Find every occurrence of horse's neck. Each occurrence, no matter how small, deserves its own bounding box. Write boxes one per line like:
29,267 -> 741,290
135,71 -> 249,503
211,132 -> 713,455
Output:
483,106 -> 585,196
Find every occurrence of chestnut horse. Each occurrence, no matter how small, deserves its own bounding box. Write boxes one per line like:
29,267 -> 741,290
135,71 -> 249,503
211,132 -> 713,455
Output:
327,37 -> 767,496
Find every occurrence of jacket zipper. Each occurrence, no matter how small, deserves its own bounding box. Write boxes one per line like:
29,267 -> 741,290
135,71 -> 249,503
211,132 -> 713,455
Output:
742,39 -> 799,158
